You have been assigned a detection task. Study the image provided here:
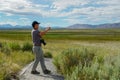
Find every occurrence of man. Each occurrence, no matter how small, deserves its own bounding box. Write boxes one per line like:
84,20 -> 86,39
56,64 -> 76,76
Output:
31,21 -> 51,74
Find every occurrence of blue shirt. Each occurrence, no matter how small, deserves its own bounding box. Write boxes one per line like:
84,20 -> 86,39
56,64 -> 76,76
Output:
31,29 -> 41,46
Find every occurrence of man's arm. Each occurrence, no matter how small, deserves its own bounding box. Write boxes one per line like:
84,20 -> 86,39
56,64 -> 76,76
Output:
39,27 -> 51,36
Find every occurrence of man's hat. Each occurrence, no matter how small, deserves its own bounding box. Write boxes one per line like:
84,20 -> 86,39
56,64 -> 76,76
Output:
32,21 -> 40,27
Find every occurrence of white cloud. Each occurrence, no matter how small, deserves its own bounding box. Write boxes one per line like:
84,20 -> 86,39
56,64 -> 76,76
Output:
96,0 -> 120,5
42,22 -> 53,27
0,0 -> 49,16
64,18 -> 80,24
0,0 -> 120,25
0,21 -> 18,26
5,13 -> 13,16
19,18 -> 29,20
19,17 -> 31,25
51,0 -> 89,11
61,0 -> 120,24
0,0 -> 91,17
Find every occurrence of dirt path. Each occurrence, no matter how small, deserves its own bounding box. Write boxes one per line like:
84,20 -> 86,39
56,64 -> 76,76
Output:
19,58 -> 64,80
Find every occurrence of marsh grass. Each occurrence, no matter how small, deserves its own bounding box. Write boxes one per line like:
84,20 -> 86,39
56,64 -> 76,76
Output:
9,42 -> 21,51
22,42 -> 32,51
44,51 -> 52,58
0,42 -> 2,48
53,47 -> 120,80
53,47 -> 96,75
0,51 -> 34,80
1,29 -> 120,41
0,41 -> 34,80
0,42 -> 11,55
0,29 -> 120,80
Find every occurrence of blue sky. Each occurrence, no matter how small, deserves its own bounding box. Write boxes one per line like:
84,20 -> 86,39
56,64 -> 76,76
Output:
0,0 -> 120,27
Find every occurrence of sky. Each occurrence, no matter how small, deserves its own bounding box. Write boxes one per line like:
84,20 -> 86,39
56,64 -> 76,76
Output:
0,0 -> 120,27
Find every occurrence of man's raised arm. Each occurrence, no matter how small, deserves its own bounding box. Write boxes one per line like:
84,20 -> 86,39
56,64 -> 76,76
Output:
39,27 -> 51,36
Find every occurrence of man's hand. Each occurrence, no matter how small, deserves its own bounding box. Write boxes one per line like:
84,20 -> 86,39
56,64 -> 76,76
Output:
39,27 -> 51,37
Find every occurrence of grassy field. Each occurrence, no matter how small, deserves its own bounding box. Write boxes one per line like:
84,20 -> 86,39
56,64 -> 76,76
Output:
0,29 -> 120,80
0,29 -> 120,41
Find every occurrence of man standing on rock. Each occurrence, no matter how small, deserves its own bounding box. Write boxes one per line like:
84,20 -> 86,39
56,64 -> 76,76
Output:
31,21 -> 51,74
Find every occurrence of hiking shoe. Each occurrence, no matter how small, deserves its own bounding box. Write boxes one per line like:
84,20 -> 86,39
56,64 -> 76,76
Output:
31,70 -> 40,74
43,69 -> 51,74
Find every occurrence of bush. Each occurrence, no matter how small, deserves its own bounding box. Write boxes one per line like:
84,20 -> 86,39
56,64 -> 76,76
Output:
53,47 -> 120,80
44,52 -> 52,58
0,43 -> 11,55
0,51 -> 34,80
2,62 -> 20,80
53,54 -> 61,72
22,42 -> 32,51
53,48 -> 95,75
66,55 -> 120,80
9,43 -> 21,51
0,42 -> 2,48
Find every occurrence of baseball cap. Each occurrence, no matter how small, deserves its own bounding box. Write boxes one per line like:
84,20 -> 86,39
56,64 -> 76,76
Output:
32,21 -> 40,27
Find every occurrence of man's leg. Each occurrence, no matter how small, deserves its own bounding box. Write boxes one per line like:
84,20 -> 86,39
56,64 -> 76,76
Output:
39,47 -> 47,71
39,47 -> 51,74
31,46 -> 40,74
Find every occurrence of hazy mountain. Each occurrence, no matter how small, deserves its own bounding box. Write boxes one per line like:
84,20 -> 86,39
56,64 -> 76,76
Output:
0,25 -> 46,30
67,22 -> 120,29
96,23 -> 120,28
0,24 -> 62,30
0,24 -> 32,30
0,24 -> 13,29
67,24 -> 95,29
0,22 -> 120,30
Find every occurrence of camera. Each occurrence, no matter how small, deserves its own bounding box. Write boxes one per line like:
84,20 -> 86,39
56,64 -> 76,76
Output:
40,38 -> 46,46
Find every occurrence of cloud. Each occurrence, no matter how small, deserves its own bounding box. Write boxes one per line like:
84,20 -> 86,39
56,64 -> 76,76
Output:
19,17 -> 32,25
0,0 -> 120,25
0,21 -> 18,26
96,0 -> 120,5
19,18 -> 29,20
64,18 -> 81,24
51,0 -> 89,11
0,0 -> 49,16
0,0 -> 94,17
42,22 -> 53,27
61,0 -> 120,24
5,13 -> 13,16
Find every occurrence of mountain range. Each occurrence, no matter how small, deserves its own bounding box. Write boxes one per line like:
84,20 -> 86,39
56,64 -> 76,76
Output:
67,22 -> 120,29
0,24 -> 33,30
0,24 -> 63,30
0,22 -> 120,30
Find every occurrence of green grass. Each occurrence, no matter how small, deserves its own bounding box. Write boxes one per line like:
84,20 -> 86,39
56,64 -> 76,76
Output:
53,47 -> 120,80
0,42 -> 34,79
0,51 -> 34,80
0,29 -> 120,79
22,42 -> 33,51
0,29 -> 120,41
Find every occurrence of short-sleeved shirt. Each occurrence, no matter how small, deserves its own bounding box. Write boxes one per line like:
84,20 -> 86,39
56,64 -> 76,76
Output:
31,29 -> 41,46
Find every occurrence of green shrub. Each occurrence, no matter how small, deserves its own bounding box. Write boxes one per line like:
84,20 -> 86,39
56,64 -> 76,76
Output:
0,51 -> 34,80
2,62 -> 20,80
53,48 -> 95,75
0,43 -> 11,55
9,43 -> 21,51
0,42 -> 2,48
54,47 -> 120,80
44,52 -> 52,58
53,56 -> 61,72
22,42 -> 32,51
66,54 -> 120,80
